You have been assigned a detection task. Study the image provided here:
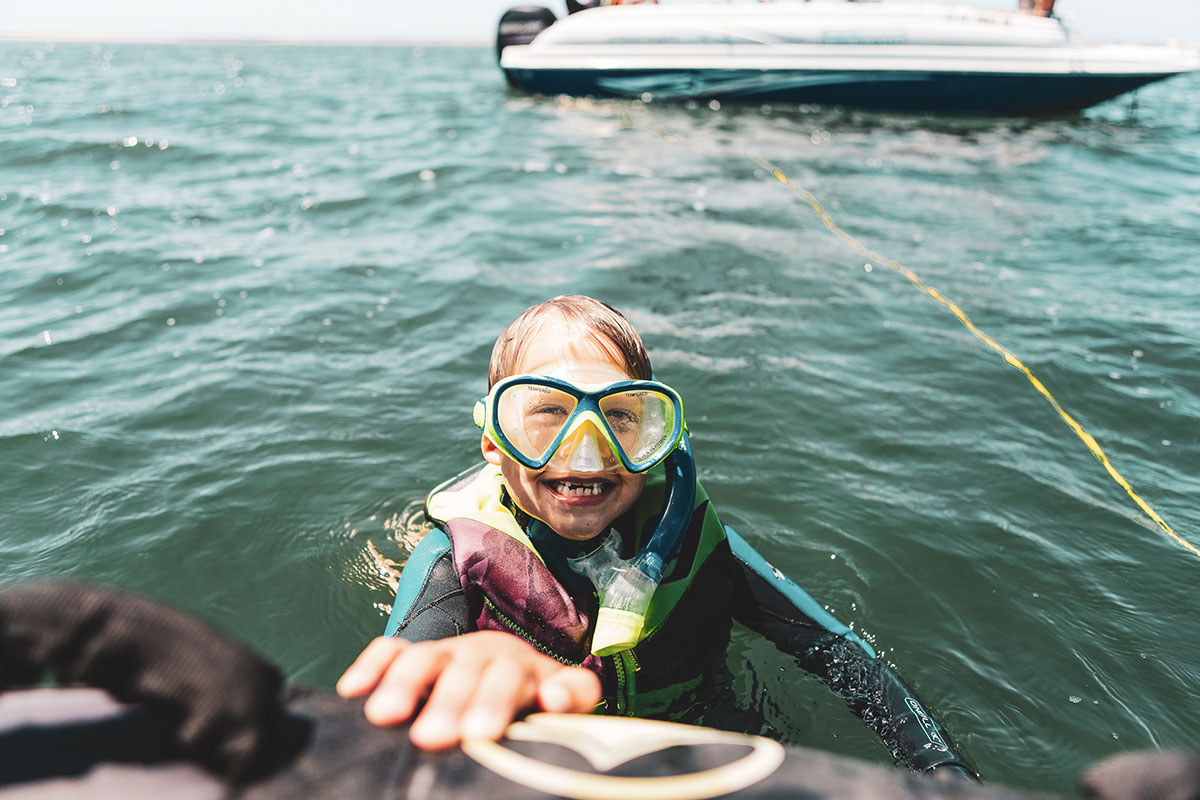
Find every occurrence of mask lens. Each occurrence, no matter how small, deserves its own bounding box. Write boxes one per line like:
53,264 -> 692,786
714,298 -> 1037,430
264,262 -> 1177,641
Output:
495,383 -> 579,464
599,389 -> 676,468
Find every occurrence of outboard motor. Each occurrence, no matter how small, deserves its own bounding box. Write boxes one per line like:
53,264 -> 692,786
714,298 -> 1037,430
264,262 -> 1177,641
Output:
496,6 -> 557,63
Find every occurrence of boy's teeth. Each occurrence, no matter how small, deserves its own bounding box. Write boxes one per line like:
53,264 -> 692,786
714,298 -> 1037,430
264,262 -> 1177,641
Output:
551,480 -> 607,497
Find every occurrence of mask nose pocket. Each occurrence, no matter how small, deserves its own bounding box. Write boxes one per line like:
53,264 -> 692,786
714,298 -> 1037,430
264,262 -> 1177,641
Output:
568,430 -> 604,472
549,418 -> 616,473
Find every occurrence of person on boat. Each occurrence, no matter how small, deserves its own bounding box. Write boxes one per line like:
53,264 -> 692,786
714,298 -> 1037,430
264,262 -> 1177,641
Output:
566,0 -> 656,9
1018,0 -> 1056,16
338,294 -> 976,779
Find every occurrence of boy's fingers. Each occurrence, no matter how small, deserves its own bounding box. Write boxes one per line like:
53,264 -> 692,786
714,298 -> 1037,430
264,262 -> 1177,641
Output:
362,642 -> 451,726
336,636 -> 408,697
460,657 -> 539,741
408,649 -> 490,748
537,666 -> 603,713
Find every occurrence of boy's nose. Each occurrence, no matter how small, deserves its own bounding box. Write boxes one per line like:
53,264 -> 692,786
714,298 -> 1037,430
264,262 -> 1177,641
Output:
551,420 -> 618,473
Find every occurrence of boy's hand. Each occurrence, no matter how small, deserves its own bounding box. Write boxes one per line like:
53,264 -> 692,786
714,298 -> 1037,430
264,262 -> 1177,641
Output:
336,631 -> 602,749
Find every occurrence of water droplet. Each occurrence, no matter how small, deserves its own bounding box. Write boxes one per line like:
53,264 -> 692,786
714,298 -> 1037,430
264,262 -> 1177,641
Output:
166,318 -> 176,326
708,99 -> 720,110
419,169 -> 435,181
863,263 -> 873,272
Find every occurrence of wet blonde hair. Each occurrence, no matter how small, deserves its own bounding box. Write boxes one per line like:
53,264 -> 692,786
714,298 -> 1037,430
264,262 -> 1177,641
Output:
488,295 -> 652,388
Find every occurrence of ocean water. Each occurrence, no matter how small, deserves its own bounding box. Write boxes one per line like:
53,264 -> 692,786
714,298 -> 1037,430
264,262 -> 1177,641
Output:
2,41 -> 1198,793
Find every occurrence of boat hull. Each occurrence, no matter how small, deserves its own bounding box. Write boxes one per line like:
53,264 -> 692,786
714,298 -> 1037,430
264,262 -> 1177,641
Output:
502,66 -> 1173,114
496,4 -> 1199,114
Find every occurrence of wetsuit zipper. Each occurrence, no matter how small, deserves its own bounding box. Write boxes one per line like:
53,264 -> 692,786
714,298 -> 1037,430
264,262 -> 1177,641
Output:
482,597 -> 582,667
611,648 -> 638,716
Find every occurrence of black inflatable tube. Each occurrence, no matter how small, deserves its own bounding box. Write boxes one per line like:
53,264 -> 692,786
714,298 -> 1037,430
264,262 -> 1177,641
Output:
1,583 -> 1196,800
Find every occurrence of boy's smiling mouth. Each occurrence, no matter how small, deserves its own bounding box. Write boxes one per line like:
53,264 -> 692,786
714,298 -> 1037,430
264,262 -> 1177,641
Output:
545,477 -> 613,499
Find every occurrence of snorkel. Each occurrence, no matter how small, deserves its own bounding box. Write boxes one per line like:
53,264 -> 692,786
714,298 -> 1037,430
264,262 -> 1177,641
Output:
568,430 -> 696,656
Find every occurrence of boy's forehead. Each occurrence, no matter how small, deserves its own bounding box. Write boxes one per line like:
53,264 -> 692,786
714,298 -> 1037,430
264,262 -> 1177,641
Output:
512,319 -> 629,380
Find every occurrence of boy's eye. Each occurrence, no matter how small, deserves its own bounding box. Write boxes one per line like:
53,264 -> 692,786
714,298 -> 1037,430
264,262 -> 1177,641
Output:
531,403 -> 570,419
605,408 -> 639,431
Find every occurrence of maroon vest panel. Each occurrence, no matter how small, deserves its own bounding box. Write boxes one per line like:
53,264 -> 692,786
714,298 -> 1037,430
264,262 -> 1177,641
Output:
445,518 -> 603,675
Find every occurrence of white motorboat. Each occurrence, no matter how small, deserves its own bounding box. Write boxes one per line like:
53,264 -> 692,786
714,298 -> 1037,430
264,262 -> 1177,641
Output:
495,2 -> 1200,114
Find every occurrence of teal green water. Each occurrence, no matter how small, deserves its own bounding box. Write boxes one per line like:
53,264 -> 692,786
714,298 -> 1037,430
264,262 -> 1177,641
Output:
3,41 -> 1199,793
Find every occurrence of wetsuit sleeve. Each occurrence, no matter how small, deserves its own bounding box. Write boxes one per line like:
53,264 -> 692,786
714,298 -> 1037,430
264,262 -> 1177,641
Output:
725,526 -> 975,777
383,529 -> 474,642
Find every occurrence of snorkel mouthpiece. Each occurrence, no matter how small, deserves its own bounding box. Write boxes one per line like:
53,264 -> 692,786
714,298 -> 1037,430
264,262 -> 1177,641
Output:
570,531 -> 658,656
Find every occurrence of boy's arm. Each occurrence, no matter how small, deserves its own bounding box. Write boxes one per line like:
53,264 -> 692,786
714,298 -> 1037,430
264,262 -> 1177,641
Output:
350,529 -> 601,748
725,526 -> 976,778
384,528 -> 473,641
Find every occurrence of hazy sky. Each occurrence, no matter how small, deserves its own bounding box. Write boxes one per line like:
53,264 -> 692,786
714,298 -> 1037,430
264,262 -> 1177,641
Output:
4,0 -> 1199,46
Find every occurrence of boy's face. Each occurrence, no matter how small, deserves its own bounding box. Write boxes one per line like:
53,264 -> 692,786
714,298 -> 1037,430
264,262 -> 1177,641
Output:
482,324 -> 648,540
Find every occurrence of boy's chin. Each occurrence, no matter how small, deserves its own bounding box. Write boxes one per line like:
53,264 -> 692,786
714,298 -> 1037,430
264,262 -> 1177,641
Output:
531,488 -> 628,540
535,497 -> 616,539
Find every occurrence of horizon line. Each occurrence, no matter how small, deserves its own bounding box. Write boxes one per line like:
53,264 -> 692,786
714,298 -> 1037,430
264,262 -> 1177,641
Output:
0,33 -> 490,47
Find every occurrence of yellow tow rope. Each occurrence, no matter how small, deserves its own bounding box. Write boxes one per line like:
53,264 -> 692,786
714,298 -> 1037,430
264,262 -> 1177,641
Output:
609,105 -> 1190,554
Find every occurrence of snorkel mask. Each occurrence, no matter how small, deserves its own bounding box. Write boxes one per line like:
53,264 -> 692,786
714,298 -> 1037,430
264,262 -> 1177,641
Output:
475,374 -> 696,655
474,375 -> 684,474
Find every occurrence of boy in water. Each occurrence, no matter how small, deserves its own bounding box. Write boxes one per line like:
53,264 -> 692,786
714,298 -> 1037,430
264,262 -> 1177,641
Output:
338,295 -> 974,777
